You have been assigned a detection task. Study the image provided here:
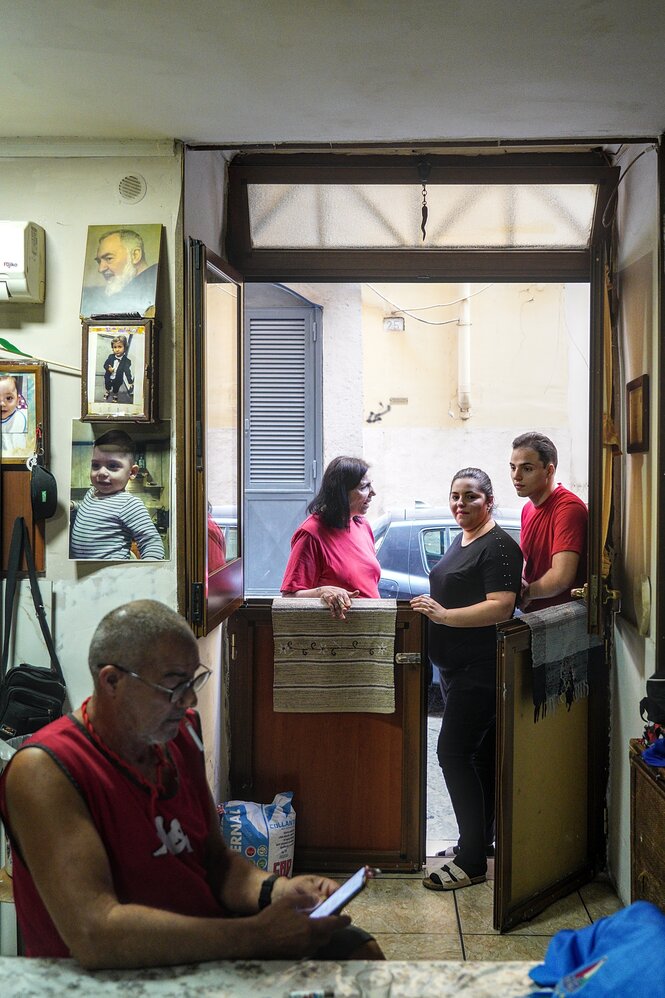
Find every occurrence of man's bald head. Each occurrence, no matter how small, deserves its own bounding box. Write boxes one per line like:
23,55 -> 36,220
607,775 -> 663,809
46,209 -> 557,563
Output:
88,600 -> 196,683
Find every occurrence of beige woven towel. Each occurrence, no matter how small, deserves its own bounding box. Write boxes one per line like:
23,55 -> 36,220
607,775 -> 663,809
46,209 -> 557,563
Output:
272,597 -> 397,713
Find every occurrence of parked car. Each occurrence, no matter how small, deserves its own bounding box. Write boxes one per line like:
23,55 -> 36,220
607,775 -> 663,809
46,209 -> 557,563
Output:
373,505 -> 522,697
373,505 -> 522,600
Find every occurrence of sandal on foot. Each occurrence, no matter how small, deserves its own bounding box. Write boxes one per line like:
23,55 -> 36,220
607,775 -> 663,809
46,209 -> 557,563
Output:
436,844 -> 495,859
423,861 -> 486,891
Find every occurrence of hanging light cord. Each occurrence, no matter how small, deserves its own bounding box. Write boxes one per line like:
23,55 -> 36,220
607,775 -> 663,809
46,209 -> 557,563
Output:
365,283 -> 495,326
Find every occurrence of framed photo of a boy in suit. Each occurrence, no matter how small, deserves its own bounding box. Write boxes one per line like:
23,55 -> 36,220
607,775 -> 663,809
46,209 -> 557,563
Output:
81,319 -> 156,422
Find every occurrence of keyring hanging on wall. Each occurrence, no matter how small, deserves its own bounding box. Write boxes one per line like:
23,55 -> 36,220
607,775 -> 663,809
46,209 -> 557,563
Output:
25,424 -> 45,470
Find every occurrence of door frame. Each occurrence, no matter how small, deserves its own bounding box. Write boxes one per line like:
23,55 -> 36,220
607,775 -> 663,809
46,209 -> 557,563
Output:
192,148 -> 622,883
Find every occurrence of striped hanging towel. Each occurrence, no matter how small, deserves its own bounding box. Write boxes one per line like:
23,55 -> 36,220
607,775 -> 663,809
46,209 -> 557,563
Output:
522,601 -> 603,721
272,597 -> 397,713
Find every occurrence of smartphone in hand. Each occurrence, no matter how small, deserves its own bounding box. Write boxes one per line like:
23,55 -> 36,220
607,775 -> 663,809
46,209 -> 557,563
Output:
308,865 -> 371,918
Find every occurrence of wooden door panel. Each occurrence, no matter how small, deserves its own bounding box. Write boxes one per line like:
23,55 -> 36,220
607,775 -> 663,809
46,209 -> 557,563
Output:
229,603 -> 425,872
494,620 -> 607,931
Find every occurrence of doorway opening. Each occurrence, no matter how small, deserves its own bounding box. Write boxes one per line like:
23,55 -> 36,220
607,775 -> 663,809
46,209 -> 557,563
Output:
241,278 -> 590,859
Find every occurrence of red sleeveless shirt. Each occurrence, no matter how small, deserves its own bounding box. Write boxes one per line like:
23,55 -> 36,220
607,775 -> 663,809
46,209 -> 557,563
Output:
0,710 -> 227,957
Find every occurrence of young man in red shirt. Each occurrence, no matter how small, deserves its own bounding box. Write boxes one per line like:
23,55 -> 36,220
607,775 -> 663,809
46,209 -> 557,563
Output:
510,432 -> 587,611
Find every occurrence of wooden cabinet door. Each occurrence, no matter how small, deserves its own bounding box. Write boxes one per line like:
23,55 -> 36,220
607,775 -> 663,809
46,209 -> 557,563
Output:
630,744 -> 665,909
228,603 -> 425,872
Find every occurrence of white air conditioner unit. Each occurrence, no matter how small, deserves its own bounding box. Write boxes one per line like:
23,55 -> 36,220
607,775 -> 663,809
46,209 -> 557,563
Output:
0,221 -> 45,303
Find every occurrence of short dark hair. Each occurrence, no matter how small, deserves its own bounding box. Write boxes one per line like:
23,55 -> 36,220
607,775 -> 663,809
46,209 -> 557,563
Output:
512,432 -> 558,469
308,455 -> 369,529
449,467 -> 494,510
88,600 -> 196,680
93,429 -> 136,462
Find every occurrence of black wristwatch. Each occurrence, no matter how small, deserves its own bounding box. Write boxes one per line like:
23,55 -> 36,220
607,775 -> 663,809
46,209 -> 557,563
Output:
258,873 -> 279,910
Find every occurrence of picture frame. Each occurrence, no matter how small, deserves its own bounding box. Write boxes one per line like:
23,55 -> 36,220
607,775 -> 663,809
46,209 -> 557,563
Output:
69,419 -> 171,562
0,361 -> 47,465
81,319 -> 157,423
626,374 -> 649,454
79,223 -> 162,319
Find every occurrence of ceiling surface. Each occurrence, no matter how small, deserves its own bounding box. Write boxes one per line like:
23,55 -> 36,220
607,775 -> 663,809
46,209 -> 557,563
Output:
2,0 -> 665,145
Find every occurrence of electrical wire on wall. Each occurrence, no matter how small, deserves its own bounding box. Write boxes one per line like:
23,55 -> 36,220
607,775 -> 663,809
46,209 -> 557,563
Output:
364,283 -> 495,326
602,142 -> 659,228
0,336 -> 81,376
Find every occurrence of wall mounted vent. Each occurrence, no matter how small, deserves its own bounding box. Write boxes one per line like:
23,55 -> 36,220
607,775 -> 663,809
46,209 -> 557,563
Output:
118,174 -> 147,204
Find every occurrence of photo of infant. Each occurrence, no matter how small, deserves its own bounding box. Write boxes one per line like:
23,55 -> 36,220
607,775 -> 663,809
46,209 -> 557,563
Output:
1,370 -> 38,461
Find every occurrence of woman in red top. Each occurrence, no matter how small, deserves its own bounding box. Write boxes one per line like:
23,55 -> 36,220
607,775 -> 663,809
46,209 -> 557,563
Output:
280,456 -> 380,619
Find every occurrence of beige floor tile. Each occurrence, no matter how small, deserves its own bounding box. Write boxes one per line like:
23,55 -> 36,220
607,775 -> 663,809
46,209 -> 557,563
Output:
464,933 -> 550,961
579,878 -> 623,921
374,932 -> 464,961
455,881 -> 593,937
454,880 -> 497,934
347,878 -> 459,934
506,891 -> 592,936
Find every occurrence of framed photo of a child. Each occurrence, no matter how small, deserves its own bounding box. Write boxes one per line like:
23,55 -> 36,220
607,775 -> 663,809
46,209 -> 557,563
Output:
81,319 -> 156,422
69,419 -> 171,562
0,362 -> 46,464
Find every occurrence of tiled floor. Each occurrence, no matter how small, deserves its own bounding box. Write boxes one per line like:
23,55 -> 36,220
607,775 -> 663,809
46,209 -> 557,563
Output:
339,713 -> 623,961
344,864 -> 623,962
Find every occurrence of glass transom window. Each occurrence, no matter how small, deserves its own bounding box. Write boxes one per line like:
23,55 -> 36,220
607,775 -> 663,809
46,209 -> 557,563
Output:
247,183 -> 597,250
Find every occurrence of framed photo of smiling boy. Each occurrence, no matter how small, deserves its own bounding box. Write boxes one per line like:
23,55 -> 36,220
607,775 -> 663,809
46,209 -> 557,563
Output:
0,361 -> 46,464
69,419 -> 171,561
81,319 -> 156,422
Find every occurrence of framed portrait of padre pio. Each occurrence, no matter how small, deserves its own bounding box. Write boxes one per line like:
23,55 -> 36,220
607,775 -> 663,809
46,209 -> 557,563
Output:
0,361 -> 46,464
79,223 -> 162,319
81,319 -> 156,422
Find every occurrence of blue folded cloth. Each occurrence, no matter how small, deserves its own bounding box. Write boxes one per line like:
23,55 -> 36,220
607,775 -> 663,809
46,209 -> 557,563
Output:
528,901 -> 665,996
642,738 -> 665,766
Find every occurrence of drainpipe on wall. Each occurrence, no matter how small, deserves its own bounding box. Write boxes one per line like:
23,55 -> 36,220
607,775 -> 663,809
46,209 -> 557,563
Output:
457,283 -> 472,419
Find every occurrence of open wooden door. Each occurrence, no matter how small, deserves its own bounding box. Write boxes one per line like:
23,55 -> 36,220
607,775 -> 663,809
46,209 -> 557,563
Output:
493,618 -> 608,930
493,244 -> 615,931
227,603 -> 426,872
183,240 -> 244,633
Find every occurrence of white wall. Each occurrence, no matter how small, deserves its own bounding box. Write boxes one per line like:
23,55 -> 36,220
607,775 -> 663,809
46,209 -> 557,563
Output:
286,283 -> 365,463
360,282 -> 589,517
0,142 -> 182,707
607,144 -> 660,902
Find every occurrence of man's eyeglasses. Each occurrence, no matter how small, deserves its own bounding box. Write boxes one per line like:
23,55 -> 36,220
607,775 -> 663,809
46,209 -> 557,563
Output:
109,664 -> 212,703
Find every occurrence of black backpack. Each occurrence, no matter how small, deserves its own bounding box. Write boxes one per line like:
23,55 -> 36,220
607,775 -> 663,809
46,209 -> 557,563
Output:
640,671 -> 665,727
0,517 -> 67,740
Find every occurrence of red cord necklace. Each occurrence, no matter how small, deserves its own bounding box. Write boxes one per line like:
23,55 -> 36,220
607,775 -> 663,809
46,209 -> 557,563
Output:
81,696 -> 174,798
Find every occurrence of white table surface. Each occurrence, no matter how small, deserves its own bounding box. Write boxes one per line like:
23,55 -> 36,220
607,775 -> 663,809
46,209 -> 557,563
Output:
0,955 -> 538,997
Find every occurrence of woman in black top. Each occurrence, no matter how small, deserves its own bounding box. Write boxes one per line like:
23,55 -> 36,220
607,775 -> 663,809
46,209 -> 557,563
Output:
411,467 -> 523,891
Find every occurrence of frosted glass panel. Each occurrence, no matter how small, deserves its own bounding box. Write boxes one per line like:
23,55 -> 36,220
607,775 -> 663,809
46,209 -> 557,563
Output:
248,183 -> 597,250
